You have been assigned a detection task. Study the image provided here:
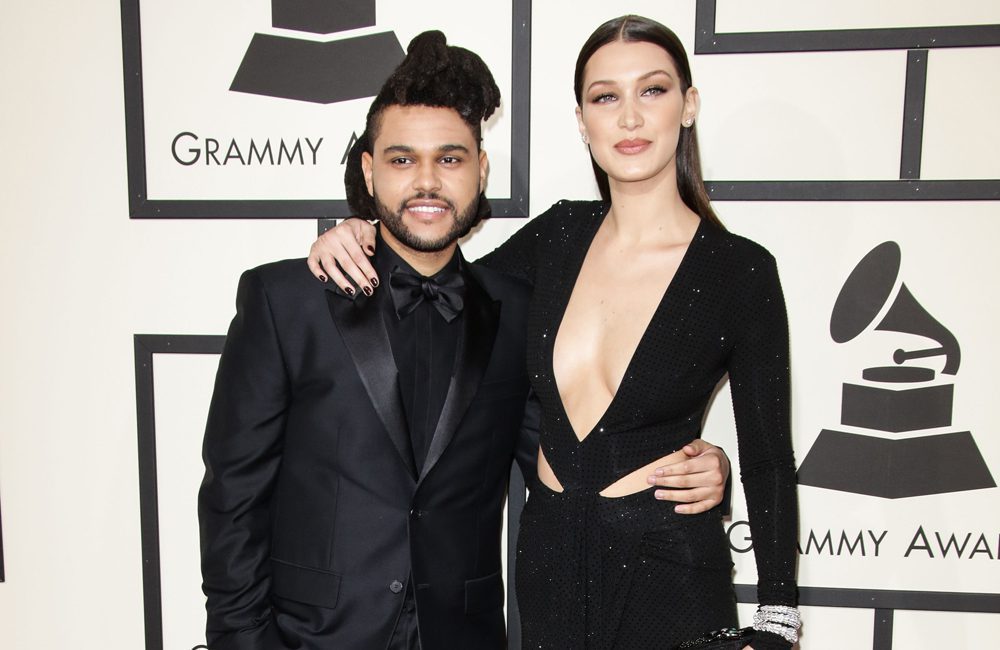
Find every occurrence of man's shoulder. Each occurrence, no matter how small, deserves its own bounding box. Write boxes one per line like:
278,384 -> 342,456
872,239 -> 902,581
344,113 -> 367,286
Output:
239,258 -> 327,299
244,257 -> 315,284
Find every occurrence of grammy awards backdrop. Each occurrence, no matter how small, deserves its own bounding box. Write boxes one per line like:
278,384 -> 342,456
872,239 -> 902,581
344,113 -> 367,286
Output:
0,1 -> 998,649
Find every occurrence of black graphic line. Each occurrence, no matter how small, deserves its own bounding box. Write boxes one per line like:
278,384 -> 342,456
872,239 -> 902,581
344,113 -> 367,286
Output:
695,0 -> 1000,54
135,334 -> 226,650
121,0 -> 148,222
705,179 -> 1000,201
734,584 -> 1000,612
900,50 -> 928,180
318,218 -> 337,237
873,609 -> 894,650
509,0 -> 531,214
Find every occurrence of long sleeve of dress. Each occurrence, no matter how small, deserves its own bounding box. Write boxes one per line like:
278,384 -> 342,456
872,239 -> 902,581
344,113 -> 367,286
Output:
728,252 -> 799,650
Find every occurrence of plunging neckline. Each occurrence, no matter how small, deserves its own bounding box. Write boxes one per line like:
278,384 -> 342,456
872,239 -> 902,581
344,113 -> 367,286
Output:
549,208 -> 705,444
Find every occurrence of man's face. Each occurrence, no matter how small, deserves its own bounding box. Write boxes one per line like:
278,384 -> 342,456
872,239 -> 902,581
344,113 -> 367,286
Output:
362,105 -> 488,254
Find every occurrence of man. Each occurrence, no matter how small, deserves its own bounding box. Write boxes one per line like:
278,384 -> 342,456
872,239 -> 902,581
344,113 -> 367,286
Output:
199,31 -> 728,650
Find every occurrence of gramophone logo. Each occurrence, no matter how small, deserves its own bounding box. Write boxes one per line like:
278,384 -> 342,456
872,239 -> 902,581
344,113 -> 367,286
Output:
797,241 -> 995,498
230,0 -> 405,104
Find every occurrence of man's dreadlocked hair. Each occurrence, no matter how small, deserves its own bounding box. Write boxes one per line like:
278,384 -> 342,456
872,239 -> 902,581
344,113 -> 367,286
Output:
345,30 -> 501,220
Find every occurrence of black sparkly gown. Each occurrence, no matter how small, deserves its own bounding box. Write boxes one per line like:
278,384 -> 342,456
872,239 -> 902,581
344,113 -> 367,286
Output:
480,201 -> 798,650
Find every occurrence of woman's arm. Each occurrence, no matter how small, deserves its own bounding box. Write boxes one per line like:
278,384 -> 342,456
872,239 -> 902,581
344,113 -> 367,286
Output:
728,252 -> 800,650
304,201 -> 574,292
474,206 -> 553,285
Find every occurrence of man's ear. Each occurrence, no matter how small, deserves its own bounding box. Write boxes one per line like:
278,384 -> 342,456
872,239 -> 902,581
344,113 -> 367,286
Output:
361,151 -> 375,197
479,148 -> 490,191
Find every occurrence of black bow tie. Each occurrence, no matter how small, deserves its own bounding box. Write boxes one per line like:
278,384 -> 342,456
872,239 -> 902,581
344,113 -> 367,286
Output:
389,269 -> 466,323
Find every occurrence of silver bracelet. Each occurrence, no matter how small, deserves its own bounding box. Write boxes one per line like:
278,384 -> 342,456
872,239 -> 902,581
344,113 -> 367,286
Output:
752,605 -> 801,645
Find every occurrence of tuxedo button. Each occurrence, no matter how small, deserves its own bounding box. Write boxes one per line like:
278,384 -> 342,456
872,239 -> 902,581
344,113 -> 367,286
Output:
410,509 -> 425,519
389,580 -> 404,594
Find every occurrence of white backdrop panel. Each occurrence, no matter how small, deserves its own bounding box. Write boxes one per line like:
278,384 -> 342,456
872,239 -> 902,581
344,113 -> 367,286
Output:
141,0 -> 513,201
715,0 -> 1000,32
697,51 -> 905,181
922,47 -> 1000,180
152,353 -> 218,649
893,610 -> 1000,647
709,202 -> 999,595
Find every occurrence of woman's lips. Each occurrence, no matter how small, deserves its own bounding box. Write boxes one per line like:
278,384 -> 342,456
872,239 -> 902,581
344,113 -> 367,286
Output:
614,139 -> 651,155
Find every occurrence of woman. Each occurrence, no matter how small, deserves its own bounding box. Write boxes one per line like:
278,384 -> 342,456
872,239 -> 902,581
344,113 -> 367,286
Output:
309,15 -> 799,650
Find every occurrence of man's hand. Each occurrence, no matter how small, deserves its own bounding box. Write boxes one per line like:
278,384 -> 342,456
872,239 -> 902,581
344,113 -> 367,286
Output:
307,218 -> 379,295
647,439 -> 730,514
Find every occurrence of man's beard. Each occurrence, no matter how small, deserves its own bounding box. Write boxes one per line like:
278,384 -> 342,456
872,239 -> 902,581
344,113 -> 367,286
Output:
375,191 -> 481,253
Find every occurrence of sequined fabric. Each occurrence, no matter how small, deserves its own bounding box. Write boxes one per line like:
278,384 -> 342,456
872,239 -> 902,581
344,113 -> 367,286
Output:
481,201 -> 798,650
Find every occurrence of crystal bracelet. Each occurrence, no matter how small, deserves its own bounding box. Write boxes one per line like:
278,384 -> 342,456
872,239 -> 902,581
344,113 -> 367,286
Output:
752,605 -> 801,644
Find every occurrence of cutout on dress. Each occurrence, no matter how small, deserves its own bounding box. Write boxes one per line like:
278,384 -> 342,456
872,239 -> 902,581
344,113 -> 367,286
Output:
598,449 -> 687,498
536,447 -> 565,493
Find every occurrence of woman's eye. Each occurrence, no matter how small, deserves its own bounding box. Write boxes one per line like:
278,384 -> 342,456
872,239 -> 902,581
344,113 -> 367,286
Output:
643,85 -> 666,96
592,93 -> 616,104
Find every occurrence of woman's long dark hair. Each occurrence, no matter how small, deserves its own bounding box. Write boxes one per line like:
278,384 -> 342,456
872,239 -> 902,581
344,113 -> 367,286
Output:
575,15 -> 723,229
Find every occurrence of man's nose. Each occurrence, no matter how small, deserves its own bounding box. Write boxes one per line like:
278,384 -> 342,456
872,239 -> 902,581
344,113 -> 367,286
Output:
413,160 -> 442,193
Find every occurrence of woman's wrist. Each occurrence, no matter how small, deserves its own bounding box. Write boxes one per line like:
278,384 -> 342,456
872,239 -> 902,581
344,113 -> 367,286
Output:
752,604 -> 801,646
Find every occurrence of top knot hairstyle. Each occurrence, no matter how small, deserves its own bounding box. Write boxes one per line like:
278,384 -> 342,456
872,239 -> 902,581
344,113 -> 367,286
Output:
345,31 -> 501,219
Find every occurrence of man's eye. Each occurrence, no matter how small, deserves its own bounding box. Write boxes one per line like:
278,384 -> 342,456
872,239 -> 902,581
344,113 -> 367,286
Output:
390,157 -> 413,165
440,156 -> 462,164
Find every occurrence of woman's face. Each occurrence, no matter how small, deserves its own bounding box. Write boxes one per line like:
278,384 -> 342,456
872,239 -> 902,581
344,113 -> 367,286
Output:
577,40 -> 698,189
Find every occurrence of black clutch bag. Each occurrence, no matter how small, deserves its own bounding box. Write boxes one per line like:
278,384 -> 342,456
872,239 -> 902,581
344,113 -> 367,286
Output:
674,626 -> 754,650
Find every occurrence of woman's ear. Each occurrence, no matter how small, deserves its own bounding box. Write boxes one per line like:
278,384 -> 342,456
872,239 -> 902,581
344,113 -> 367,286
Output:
682,87 -> 701,128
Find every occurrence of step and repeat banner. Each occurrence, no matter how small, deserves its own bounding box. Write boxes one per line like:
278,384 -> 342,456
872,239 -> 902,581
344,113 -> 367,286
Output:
123,1 -> 999,648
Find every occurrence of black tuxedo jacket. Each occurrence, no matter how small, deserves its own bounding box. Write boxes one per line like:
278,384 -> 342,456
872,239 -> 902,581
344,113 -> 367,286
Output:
199,255 -> 537,650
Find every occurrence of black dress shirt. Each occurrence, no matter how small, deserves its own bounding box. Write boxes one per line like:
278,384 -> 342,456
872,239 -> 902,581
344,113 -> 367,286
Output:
372,230 -> 462,473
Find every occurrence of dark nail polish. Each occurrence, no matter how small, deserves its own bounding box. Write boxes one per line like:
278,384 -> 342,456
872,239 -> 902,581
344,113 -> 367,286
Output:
363,286 -> 373,296
370,277 -> 379,288
344,286 -> 355,296
319,275 -> 327,283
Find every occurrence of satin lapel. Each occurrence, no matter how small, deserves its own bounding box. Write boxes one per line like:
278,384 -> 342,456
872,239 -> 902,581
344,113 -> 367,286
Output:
324,286 -> 418,481
419,270 -> 500,484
